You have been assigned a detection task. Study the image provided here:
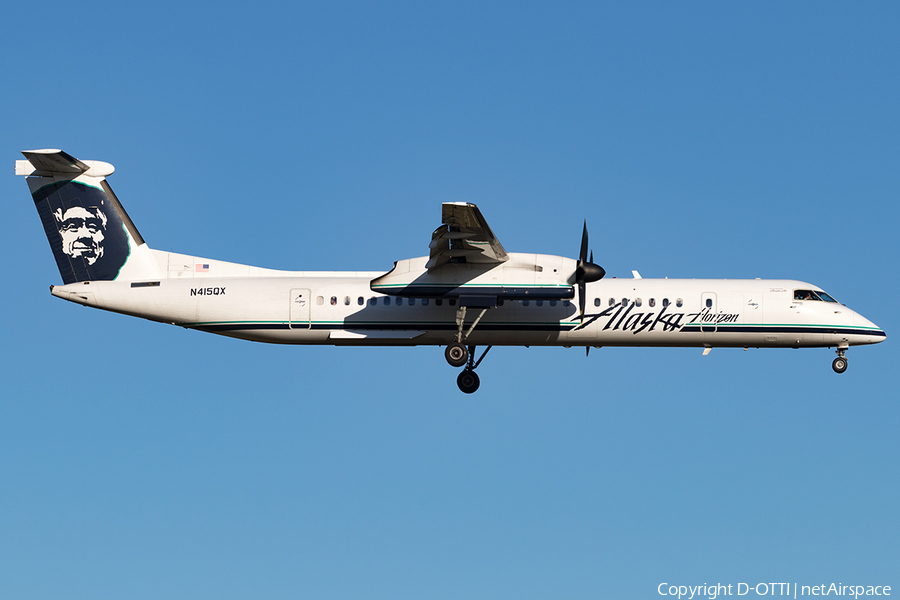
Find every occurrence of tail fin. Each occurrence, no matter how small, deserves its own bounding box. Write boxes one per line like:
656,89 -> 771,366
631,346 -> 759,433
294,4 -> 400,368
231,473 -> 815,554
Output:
17,149 -> 160,283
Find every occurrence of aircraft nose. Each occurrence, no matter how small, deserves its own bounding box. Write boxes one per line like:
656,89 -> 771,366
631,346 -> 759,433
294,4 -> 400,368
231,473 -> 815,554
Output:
853,311 -> 886,343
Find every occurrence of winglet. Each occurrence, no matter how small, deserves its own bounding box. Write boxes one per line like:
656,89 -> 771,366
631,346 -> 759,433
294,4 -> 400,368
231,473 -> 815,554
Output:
632,270 -> 642,279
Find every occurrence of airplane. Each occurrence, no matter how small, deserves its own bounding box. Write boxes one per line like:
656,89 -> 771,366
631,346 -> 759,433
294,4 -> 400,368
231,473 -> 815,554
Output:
17,149 -> 886,393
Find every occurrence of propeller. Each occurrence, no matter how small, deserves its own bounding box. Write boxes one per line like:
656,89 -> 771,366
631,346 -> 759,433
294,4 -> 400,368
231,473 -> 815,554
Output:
575,221 -> 605,323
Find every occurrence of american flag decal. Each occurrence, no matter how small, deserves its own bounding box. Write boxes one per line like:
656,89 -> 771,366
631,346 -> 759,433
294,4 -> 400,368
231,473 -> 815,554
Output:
195,263 -> 209,273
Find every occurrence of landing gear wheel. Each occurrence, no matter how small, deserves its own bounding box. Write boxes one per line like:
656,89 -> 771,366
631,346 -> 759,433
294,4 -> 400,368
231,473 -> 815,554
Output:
445,342 -> 469,367
832,357 -> 848,374
457,369 -> 480,394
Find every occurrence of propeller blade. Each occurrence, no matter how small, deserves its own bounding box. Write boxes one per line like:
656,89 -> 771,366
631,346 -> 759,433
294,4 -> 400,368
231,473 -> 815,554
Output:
575,220 -> 604,324
576,226 -> 605,284
580,221 -> 589,264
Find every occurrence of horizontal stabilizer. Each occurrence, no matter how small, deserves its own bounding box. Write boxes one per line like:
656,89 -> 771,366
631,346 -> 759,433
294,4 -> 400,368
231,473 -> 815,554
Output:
17,149 -> 114,177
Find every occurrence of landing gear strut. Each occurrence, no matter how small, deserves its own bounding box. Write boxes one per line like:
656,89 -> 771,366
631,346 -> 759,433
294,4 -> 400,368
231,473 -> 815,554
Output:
445,300 -> 495,392
832,348 -> 848,374
455,344 -> 492,394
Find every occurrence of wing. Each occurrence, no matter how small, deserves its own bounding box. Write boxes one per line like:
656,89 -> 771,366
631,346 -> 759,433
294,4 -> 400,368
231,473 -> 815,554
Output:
426,202 -> 509,270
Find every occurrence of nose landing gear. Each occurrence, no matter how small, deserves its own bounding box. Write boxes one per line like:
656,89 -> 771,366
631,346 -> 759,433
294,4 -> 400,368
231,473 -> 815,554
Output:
832,348 -> 848,374
451,344 -> 493,394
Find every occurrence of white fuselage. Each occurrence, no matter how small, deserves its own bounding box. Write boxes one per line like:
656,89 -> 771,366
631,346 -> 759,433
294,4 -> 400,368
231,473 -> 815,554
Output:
50,250 -> 885,351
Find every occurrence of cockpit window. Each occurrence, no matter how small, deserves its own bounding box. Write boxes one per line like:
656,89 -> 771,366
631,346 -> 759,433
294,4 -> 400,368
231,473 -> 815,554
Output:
793,289 -> 838,303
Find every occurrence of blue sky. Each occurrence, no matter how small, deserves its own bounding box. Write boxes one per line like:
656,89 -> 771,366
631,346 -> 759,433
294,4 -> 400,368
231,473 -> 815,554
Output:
1,3 -> 898,599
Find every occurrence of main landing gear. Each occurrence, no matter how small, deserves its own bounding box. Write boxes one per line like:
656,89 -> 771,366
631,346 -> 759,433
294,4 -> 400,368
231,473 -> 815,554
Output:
445,342 -> 468,367
457,369 -> 480,394
832,348 -> 848,374
448,344 -> 492,394
444,302 -> 494,393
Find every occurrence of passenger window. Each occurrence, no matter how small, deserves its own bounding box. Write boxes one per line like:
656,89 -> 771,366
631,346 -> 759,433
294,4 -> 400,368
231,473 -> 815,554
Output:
358,297 -> 364,306
593,298 -> 600,307
368,297 -> 377,306
662,298 -> 669,307
316,296 -> 324,306
449,299 -> 456,306
396,297 -> 403,306
649,298 -> 655,307
622,298 -> 628,306
435,299 -> 443,306
635,298 -> 642,307
344,296 -> 350,306
409,298 -> 416,306
523,300 -> 530,306
676,298 -> 683,307
536,300 -> 543,307
705,298 -> 713,308
422,298 -> 429,306
330,296 -> 337,306
383,297 -> 391,306
563,300 -> 571,307
609,298 -> 615,307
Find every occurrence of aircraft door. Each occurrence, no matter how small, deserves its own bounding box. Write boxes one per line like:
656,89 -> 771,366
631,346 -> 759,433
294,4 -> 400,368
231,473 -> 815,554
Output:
700,292 -> 716,333
290,288 -> 311,329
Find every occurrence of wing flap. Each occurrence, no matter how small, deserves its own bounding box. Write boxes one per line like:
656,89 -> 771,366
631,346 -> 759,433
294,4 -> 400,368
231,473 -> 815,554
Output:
427,203 -> 508,271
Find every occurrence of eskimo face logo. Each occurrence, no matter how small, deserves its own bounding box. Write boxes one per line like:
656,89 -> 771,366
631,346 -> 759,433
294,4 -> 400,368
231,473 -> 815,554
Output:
54,206 -> 107,265
32,180 -> 131,283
